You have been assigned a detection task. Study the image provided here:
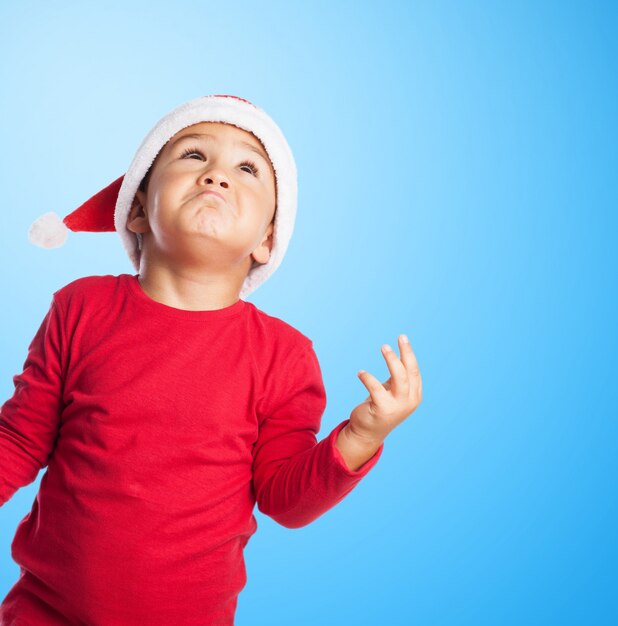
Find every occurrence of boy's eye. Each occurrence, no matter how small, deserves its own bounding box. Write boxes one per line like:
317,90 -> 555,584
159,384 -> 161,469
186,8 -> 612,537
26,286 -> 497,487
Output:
179,147 -> 206,161
179,146 -> 259,177
239,159 -> 259,176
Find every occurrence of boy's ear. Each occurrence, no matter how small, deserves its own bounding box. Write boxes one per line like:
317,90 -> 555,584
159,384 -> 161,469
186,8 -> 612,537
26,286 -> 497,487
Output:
126,191 -> 151,235
251,220 -> 274,266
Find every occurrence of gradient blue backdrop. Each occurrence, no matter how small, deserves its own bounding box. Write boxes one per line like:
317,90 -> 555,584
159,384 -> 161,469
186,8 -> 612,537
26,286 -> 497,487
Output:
1,1 -> 616,624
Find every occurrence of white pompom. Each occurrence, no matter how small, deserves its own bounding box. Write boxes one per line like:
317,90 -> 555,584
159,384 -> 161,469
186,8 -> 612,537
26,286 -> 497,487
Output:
28,212 -> 69,249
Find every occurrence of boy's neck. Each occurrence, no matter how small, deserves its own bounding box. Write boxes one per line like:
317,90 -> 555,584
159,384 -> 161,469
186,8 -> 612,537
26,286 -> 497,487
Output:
137,266 -> 243,311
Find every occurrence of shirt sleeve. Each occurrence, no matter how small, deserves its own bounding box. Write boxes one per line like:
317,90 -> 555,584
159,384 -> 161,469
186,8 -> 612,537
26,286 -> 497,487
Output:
251,340 -> 384,529
0,295 -> 66,507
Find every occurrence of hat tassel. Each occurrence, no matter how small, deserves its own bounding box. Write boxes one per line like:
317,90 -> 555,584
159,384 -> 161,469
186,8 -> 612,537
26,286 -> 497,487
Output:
28,212 -> 70,249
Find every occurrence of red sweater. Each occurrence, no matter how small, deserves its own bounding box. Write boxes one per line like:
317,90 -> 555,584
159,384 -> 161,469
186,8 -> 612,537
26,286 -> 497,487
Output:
0,273 -> 383,625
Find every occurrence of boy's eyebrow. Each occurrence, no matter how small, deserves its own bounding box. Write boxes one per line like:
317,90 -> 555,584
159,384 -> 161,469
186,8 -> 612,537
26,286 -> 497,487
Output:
170,133 -> 270,167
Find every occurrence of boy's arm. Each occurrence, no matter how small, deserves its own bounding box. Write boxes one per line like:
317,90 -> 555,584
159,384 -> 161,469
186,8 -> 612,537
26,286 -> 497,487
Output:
0,296 -> 65,507
251,341 -> 384,529
334,424 -> 384,472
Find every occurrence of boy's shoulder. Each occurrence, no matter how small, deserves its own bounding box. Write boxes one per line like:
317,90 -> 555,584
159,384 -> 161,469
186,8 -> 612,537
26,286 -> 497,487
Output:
246,302 -> 315,355
51,273 -> 122,307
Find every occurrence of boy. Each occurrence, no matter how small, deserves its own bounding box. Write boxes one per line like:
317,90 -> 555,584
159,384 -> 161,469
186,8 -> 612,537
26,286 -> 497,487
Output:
0,95 -> 422,625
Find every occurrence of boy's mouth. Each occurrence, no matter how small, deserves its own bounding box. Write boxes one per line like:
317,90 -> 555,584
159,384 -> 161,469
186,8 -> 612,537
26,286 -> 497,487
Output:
198,190 -> 226,202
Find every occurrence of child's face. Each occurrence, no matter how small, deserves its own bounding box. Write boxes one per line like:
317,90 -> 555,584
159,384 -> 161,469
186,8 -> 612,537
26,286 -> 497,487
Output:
127,121 -> 277,273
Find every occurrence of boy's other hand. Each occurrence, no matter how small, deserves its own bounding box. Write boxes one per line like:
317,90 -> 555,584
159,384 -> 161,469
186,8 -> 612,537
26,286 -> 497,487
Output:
349,334 -> 423,446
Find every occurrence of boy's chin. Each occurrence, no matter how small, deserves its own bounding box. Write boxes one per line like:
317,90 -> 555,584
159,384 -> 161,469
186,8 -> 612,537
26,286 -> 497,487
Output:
162,243 -> 253,266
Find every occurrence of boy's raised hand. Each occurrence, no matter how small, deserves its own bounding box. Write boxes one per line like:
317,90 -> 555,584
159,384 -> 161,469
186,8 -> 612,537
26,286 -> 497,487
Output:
349,334 -> 423,446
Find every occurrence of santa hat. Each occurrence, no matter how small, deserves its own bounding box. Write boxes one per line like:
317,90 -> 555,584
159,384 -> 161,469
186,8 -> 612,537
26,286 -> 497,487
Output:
27,94 -> 297,300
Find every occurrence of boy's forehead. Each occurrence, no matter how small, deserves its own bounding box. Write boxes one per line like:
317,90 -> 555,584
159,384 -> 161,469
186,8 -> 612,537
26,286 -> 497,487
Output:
167,121 -> 263,152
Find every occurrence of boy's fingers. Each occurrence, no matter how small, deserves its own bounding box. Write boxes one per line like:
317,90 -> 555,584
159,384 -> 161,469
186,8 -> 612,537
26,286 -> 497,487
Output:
381,343 -> 409,397
357,369 -> 389,403
399,334 -> 421,380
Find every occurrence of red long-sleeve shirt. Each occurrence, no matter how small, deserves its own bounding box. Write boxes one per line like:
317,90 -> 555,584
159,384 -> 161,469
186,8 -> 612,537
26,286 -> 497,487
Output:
0,273 -> 383,625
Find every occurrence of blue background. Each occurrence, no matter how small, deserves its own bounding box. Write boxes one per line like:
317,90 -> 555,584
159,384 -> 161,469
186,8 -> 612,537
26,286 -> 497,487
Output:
1,1 -> 616,624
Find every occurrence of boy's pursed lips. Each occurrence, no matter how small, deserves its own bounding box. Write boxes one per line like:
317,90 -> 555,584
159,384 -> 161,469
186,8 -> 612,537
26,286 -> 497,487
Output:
195,190 -> 226,202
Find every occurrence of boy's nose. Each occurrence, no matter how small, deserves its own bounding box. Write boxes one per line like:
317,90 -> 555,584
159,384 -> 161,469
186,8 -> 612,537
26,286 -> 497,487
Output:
203,178 -> 228,188
201,170 -> 230,188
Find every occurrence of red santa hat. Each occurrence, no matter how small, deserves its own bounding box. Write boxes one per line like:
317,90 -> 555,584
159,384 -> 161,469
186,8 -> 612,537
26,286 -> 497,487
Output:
27,94 -> 298,299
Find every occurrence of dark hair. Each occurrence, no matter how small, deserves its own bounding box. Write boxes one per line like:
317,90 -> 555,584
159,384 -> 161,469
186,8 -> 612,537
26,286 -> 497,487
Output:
138,163 -> 154,194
